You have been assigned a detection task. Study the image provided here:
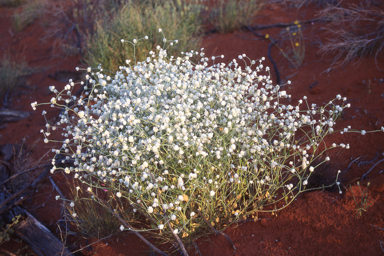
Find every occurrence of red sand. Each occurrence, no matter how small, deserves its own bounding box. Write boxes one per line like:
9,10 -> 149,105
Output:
1,1 -> 384,255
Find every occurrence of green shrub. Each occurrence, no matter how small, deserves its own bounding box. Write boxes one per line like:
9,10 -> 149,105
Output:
83,0 -> 202,73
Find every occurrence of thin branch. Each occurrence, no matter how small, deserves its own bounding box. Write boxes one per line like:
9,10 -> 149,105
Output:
0,160 -> 11,169
0,249 -> 17,256
268,42 -> 281,85
191,242 -> 202,256
361,158 -> 384,180
245,25 -> 281,85
69,235 -> 113,254
196,209 -> 236,251
248,18 -> 321,31
371,224 -> 384,231
340,156 -> 363,176
49,176 -> 65,199
0,165 -> 51,215
0,164 -> 51,187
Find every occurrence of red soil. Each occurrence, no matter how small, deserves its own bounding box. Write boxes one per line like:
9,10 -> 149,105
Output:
1,1 -> 384,255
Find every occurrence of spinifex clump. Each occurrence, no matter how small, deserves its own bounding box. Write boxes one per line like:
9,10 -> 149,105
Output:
33,35 -> 353,246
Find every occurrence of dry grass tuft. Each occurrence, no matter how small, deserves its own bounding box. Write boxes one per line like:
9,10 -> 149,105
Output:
318,3 -> 384,68
12,0 -> 47,32
0,0 -> 25,7
8,139 -> 42,192
0,51 -> 34,98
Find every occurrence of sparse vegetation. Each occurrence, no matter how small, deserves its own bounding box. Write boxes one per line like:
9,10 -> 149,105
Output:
0,52 -> 32,98
349,182 -> 374,218
12,0 -> 47,32
63,180 -> 122,238
210,0 -> 265,33
0,215 -> 21,245
0,0 -> 25,7
318,4 -> 384,68
83,0 -> 202,72
266,21 -> 305,68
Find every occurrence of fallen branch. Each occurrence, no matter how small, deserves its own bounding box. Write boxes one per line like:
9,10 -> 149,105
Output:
0,165 -> 51,215
191,242 -> 202,256
340,156 -> 363,176
0,248 -> 17,256
361,158 -> 384,180
0,109 -> 30,123
197,209 -> 236,251
248,18 -> 321,31
0,164 -> 50,187
268,42 -> 281,85
245,25 -> 281,86
14,211 -> 73,256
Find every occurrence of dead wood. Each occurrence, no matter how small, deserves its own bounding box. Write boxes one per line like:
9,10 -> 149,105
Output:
0,109 -> 30,123
14,211 -> 73,256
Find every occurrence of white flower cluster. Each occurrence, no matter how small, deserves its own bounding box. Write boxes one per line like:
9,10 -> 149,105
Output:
38,43 -> 355,237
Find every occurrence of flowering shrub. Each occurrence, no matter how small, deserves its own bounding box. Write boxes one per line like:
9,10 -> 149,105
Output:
32,32 -> 381,248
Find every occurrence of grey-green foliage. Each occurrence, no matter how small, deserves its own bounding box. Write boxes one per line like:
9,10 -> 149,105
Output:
84,0 -> 203,73
0,53 -> 33,97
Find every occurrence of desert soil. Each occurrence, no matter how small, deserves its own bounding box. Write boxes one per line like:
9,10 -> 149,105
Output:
1,0 -> 384,255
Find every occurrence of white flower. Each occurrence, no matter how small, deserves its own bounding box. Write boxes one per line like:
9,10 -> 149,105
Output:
120,225 -> 124,231
309,166 -> 314,172
190,212 -> 195,218
173,229 -> 179,234
210,190 -> 215,197
55,195 -> 60,200
31,101 -> 37,110
72,213 -> 77,218
177,177 -> 184,188
148,206 -> 154,213
116,192 -> 122,198
171,214 -> 177,220
70,202 -> 75,207
158,224 -> 164,230
361,130 -> 366,135
78,111 -> 85,118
